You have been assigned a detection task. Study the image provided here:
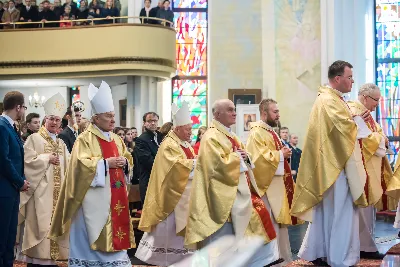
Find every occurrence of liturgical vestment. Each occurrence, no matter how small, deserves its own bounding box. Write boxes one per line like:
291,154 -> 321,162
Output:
18,126 -> 70,265
292,86 -> 372,267
246,120 -> 303,265
184,119 -> 279,267
135,130 -> 195,266
49,124 -> 134,267
348,100 -> 400,253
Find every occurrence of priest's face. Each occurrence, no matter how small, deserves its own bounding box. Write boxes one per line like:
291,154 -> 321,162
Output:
265,103 -> 280,127
337,66 -> 354,93
175,124 -> 192,142
215,100 -> 236,127
45,116 -> 62,134
94,112 -> 115,132
362,89 -> 381,112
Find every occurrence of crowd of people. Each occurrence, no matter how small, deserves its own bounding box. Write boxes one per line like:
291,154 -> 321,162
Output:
0,0 -> 174,28
2,61 -> 400,267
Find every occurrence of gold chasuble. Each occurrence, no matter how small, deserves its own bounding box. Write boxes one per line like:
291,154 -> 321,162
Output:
184,120 -> 276,247
246,121 -> 302,226
348,101 -> 400,210
291,86 -> 367,221
139,131 -> 195,235
18,126 -> 70,261
49,124 -> 135,252
389,158 -> 400,201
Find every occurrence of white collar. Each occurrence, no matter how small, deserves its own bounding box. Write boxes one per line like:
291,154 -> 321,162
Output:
2,113 -> 14,126
46,129 -> 57,141
326,83 -> 344,97
180,140 -> 190,148
93,124 -> 111,141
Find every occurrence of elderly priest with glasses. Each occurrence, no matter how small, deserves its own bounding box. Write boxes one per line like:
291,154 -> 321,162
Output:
49,81 -> 134,267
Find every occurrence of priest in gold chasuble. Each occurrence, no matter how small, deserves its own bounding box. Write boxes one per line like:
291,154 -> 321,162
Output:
49,81 -> 134,267
348,83 -> 400,259
17,93 -> 70,266
292,61 -> 373,267
392,157 -> 400,234
184,99 -> 281,267
246,99 -> 303,265
135,102 -> 196,266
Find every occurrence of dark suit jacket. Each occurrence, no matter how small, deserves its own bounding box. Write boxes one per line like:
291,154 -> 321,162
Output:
133,129 -> 162,203
19,5 -> 38,26
58,126 -> 76,153
290,146 -> 302,181
139,8 -> 151,24
149,6 -> 159,24
0,116 -> 25,197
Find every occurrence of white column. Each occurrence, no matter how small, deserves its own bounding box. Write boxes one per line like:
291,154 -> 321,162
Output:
148,77 -> 158,112
128,0 -> 143,23
126,76 -> 135,128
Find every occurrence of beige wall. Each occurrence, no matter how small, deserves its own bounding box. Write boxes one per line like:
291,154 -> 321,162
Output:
208,0 -> 263,117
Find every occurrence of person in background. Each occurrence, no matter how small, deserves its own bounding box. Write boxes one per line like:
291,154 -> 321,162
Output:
14,0 -> 22,10
88,0 -> 103,12
131,126 -> 138,140
19,121 -> 27,136
139,0 -> 151,24
63,0 -> 76,14
0,1 -> 4,28
93,0 -> 118,24
38,0 -> 57,27
19,0 -> 38,28
192,125 -> 206,155
114,126 -> 125,140
37,2 -> 42,11
134,112 -> 162,204
159,121 -> 173,140
23,112 -> 42,141
289,133 -> 302,181
0,91 -> 29,267
59,4 -> 74,27
156,0 -> 173,27
75,0 -> 88,25
124,128 -> 135,153
58,106 -> 80,153
149,0 -> 161,24
78,117 -> 89,133
53,0 -> 63,20
279,126 -> 290,147
2,0 -> 20,29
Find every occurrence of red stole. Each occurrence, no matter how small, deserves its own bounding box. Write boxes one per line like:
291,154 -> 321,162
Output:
268,129 -> 298,225
180,145 -> 195,159
227,136 -> 277,240
97,137 -> 131,251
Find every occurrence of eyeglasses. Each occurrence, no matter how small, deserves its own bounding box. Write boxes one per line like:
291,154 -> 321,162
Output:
337,75 -> 354,81
364,95 -> 380,102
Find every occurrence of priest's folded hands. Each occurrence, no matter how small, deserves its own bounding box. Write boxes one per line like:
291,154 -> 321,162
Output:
106,156 -> 127,168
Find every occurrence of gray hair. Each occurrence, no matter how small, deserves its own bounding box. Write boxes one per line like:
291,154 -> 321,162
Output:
358,83 -> 379,96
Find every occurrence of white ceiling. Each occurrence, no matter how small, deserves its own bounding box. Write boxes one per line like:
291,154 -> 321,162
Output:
0,76 -> 128,89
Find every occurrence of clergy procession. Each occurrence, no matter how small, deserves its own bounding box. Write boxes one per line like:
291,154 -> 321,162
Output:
2,60 -> 400,267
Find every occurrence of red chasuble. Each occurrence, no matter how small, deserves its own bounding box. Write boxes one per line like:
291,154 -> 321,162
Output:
97,137 -> 131,251
227,136 -> 277,240
180,145 -> 195,160
267,130 -> 298,225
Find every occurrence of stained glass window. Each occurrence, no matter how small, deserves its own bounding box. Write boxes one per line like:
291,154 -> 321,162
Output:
172,1 -> 208,141
376,0 -> 400,165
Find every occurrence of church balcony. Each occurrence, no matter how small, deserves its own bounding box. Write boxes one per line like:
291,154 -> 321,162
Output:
0,17 -> 176,80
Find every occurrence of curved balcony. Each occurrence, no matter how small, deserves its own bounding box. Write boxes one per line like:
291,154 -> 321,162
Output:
0,17 -> 176,80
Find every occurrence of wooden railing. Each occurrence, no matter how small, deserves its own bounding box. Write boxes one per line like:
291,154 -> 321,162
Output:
0,16 -> 173,29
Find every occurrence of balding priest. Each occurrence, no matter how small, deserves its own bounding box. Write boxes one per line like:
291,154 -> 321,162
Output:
184,99 -> 281,267
135,102 -> 196,266
18,93 -> 70,266
49,81 -> 134,267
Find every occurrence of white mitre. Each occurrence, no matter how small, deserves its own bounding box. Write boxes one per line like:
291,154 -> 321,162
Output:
43,93 -> 66,118
88,81 -> 114,114
171,101 -> 192,127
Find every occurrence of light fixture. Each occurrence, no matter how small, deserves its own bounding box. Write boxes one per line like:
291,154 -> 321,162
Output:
28,92 -> 46,108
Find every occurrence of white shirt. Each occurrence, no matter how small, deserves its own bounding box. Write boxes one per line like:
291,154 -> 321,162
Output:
68,125 -> 78,137
93,124 -> 111,141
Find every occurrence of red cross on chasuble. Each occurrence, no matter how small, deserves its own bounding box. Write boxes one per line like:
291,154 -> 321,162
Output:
97,137 -> 131,251
180,145 -> 194,159
227,136 -> 276,241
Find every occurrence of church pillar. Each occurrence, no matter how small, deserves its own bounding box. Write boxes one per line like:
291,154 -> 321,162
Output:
148,77 -> 158,112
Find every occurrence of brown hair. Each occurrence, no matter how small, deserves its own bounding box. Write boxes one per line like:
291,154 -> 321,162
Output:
3,91 -> 24,111
328,60 -> 353,79
159,122 -> 173,135
259,98 -> 277,114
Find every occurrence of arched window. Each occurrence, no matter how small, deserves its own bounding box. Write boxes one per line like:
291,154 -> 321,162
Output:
375,0 -> 400,164
172,0 -> 208,140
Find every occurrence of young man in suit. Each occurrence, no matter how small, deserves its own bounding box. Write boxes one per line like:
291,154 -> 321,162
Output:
58,106 -> 81,153
134,111 -> 163,204
0,91 -> 29,267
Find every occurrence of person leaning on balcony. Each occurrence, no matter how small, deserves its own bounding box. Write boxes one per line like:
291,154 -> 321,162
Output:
38,0 -> 57,27
88,0 -> 103,13
0,1 -> 4,29
139,0 -> 151,24
59,4 -> 75,27
19,0 -> 38,28
92,0 -> 119,24
1,0 -> 20,29
75,0 -> 88,25
156,0 -> 173,27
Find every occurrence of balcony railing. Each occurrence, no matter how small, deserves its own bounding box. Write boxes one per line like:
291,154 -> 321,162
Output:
0,16 -> 173,29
